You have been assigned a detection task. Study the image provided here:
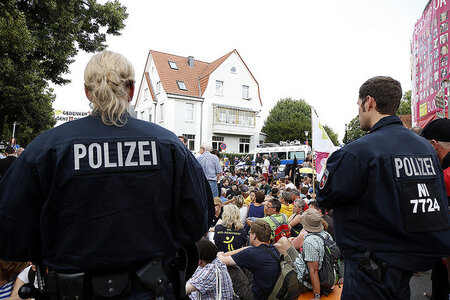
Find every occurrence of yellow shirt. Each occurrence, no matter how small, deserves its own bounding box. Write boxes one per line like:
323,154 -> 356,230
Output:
280,204 -> 293,218
244,195 -> 252,206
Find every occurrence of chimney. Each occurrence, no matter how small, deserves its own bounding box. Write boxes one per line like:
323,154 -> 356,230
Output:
188,56 -> 194,68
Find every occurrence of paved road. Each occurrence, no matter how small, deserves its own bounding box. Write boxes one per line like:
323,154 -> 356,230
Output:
410,270 -> 432,300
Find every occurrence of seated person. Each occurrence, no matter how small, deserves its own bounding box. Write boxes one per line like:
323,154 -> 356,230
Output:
252,199 -> 290,242
214,204 -> 247,252
226,184 -> 241,200
0,260 -> 29,299
275,209 -> 334,298
186,239 -> 234,300
289,198 -> 306,237
279,191 -> 294,218
218,219 -> 280,300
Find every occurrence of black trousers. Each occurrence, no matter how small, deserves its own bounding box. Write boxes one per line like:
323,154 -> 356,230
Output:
431,258 -> 449,300
341,258 -> 413,300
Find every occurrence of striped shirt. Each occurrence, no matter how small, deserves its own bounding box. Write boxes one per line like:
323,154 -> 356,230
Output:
197,151 -> 222,181
188,258 -> 234,300
0,279 -> 15,299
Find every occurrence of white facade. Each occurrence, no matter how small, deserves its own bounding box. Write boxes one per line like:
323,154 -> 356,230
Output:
134,50 -> 263,154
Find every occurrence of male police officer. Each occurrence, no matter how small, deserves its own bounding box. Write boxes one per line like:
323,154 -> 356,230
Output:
317,76 -> 450,300
0,51 -> 213,299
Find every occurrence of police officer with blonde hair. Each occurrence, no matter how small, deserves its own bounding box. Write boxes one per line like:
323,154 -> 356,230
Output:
0,51 -> 213,299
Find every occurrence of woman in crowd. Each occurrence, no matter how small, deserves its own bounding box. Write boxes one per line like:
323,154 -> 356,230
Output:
289,198 -> 306,237
233,195 -> 248,226
214,205 -> 247,252
246,191 -> 265,221
0,260 -> 29,299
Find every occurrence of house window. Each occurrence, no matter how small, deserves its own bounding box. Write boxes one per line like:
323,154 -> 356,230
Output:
141,111 -> 145,120
156,81 -> 161,94
186,103 -> 194,121
239,138 -> 250,153
213,107 -> 256,127
160,103 -> 164,123
231,67 -> 237,74
216,80 -> 223,96
177,80 -> 187,91
168,61 -> 178,69
148,112 -> 152,122
144,88 -> 149,101
212,136 -> 224,151
242,85 -> 249,99
184,134 -> 195,151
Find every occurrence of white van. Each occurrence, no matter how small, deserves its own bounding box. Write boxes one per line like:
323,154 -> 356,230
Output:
237,142 -> 311,173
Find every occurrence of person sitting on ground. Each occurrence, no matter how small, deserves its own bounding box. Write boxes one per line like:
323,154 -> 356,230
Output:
246,191 -> 265,222
214,204 -> 247,253
226,184 -> 241,200
0,260 -> 29,299
280,191 -> 294,218
275,209 -> 334,298
237,173 -> 248,185
186,239 -> 234,300
244,190 -> 256,206
270,187 -> 279,200
218,219 -> 280,300
233,195 -> 248,226
289,198 -> 306,237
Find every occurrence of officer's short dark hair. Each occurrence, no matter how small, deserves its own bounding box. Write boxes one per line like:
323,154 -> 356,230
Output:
269,198 -> 281,213
197,239 -> 218,264
255,191 -> 265,204
250,219 -> 272,243
359,76 -> 402,115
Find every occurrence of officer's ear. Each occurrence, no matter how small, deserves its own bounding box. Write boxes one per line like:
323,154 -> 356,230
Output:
365,96 -> 377,112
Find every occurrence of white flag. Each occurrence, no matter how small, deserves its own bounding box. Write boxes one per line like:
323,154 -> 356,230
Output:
312,110 -> 339,178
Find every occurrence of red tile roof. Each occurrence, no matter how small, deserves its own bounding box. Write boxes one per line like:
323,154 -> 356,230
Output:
144,72 -> 156,101
148,49 -> 262,105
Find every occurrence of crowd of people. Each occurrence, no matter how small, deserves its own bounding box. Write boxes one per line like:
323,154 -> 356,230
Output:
191,146 -> 338,300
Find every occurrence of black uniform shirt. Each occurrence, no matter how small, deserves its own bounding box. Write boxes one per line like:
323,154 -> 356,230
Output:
317,116 -> 450,271
0,115 -> 214,272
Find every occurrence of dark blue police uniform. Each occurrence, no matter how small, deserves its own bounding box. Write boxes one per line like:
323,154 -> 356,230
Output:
317,115 -> 450,299
0,115 -> 214,298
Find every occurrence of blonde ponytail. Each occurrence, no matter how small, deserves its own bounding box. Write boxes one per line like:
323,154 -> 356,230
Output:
84,51 -> 135,126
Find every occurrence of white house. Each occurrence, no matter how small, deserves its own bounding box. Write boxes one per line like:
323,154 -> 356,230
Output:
134,49 -> 263,154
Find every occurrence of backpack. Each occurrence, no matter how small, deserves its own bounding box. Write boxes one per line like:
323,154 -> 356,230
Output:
302,233 -> 342,296
269,215 -> 291,243
260,247 -> 301,300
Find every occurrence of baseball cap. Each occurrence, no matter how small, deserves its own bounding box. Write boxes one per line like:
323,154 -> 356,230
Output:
421,119 -> 450,142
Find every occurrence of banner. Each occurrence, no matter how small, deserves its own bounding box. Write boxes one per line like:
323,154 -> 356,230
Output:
312,109 -> 338,177
54,109 -> 90,126
412,0 -> 449,127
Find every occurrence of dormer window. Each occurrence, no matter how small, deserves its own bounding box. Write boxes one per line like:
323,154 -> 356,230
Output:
177,80 -> 187,91
169,61 -> 178,70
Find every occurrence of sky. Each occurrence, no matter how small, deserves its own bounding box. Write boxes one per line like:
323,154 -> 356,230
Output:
51,0 -> 430,141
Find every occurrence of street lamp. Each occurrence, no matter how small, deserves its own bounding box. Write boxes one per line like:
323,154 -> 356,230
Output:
11,121 -> 19,146
305,130 -> 309,146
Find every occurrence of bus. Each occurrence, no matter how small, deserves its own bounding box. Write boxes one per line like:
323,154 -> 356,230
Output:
237,141 -> 312,173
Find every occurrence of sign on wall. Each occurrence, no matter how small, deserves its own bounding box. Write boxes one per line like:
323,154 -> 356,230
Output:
412,0 -> 449,126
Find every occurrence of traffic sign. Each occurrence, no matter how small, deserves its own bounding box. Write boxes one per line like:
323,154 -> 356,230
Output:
220,143 -> 227,151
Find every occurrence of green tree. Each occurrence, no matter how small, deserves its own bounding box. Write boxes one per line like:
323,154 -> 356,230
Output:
261,98 -> 340,145
0,0 -> 128,146
323,125 -> 339,146
262,98 -> 312,144
343,116 -> 366,143
397,90 -> 412,115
